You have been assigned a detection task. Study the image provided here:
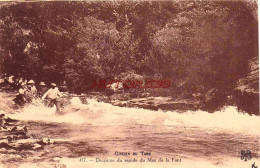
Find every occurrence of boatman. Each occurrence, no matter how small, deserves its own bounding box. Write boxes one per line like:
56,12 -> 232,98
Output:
37,82 -> 48,98
25,80 -> 37,103
14,83 -> 26,106
41,83 -> 63,114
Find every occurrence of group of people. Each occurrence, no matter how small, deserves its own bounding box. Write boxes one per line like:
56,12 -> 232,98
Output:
1,74 -> 63,113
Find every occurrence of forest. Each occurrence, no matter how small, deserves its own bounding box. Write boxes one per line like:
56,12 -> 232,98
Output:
0,1 -> 258,112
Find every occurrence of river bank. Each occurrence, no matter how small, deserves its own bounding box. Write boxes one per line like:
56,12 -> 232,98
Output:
77,91 -> 201,112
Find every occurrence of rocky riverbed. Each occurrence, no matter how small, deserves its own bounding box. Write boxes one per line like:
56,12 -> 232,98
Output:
0,113 -> 53,152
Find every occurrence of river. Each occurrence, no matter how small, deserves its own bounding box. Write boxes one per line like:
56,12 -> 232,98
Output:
0,91 -> 259,168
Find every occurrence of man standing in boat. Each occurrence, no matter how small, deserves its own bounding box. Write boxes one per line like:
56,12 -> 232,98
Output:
25,80 -> 37,103
37,82 -> 48,98
41,83 -> 63,114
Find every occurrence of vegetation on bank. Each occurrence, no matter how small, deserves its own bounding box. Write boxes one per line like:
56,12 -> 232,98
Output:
0,1 -> 258,113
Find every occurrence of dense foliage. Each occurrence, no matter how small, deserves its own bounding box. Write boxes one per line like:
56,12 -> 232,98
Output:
0,1 -> 258,95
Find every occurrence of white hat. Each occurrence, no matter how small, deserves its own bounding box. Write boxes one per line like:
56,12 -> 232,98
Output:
51,83 -> 56,87
39,82 -> 45,86
28,80 -> 35,84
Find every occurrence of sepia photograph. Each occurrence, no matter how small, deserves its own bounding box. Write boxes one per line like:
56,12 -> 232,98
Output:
0,0 -> 259,168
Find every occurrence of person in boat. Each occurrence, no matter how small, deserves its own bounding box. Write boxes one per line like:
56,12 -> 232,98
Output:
25,80 -> 37,103
41,83 -> 63,114
16,77 -> 24,89
8,75 -> 15,89
14,82 -> 26,106
31,80 -> 37,96
37,82 -> 48,98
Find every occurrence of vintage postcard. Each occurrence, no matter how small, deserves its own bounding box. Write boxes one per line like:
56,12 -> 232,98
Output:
0,0 -> 259,168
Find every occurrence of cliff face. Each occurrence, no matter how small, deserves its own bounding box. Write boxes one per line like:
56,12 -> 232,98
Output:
236,57 -> 259,94
234,56 -> 259,115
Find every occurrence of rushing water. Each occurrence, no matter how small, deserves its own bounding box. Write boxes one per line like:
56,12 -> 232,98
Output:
0,93 -> 259,168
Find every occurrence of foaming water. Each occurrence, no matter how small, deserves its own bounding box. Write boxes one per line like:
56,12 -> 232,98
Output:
9,98 -> 88,124
8,97 -> 260,135
164,106 -> 260,135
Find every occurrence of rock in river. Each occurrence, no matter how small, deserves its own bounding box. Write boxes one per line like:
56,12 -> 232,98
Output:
0,113 -> 53,151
